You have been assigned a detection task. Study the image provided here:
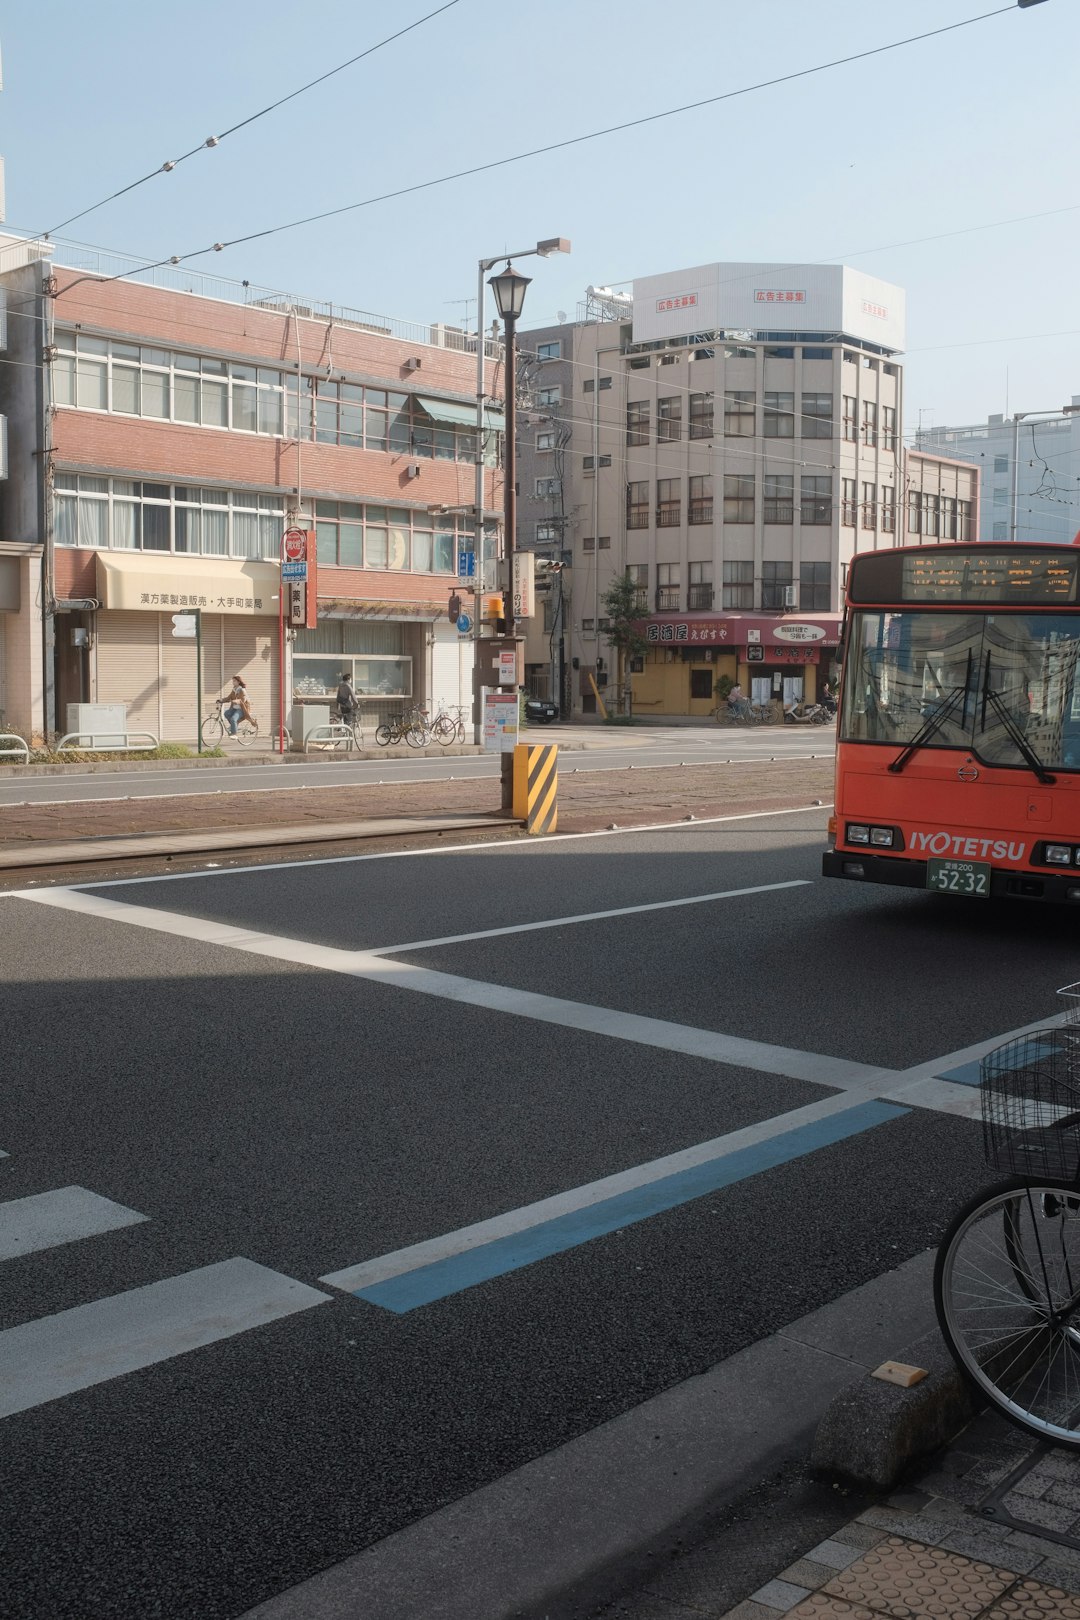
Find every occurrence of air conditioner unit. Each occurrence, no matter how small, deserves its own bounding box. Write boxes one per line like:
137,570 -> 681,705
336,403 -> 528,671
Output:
404,356 -> 422,371
782,585 -> 798,608
406,464 -> 421,480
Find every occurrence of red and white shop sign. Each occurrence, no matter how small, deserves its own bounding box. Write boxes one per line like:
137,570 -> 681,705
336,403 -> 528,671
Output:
283,529 -> 307,561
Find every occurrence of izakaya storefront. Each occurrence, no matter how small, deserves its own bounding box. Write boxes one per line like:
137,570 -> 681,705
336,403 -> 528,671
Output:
631,613 -> 843,718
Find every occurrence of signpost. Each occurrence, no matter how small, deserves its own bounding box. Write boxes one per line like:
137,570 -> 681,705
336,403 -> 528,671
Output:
457,549 -> 475,580
278,528 -> 317,756
281,561 -> 308,581
483,691 -> 519,753
456,612 -> 472,635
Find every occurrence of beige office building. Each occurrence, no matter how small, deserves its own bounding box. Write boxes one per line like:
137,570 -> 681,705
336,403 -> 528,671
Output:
518,264 -> 979,719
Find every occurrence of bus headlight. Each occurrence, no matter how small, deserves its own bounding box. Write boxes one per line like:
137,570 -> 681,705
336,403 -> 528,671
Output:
847,824 -> 870,844
870,828 -> 895,847
1045,845 -> 1073,866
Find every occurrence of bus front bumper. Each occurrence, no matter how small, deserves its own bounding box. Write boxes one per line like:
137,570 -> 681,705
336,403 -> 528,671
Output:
822,850 -> 1080,903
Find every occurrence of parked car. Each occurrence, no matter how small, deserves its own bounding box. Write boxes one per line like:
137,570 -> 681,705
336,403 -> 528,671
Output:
524,697 -> 559,724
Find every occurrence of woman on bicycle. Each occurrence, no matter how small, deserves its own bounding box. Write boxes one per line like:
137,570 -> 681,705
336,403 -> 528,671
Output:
224,675 -> 253,737
727,682 -> 751,721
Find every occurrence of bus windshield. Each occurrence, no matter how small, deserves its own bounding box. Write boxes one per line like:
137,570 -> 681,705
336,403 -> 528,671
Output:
841,610 -> 1080,771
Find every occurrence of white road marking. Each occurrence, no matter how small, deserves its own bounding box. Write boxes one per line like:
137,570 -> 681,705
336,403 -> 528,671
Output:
0,1186 -> 147,1263
0,1258 -> 330,1419
56,803 -> 831,890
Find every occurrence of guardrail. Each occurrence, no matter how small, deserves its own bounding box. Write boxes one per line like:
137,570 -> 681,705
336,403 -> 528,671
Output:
303,724 -> 358,753
0,733 -> 30,763
55,731 -> 159,753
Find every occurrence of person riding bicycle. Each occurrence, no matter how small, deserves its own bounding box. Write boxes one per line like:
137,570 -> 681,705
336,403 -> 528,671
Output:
727,682 -> 752,720
335,673 -> 359,727
820,681 -> 838,717
224,675 -> 253,737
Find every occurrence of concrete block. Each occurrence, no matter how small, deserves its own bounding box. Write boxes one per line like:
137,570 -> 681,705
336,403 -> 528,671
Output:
810,1329 -> 980,1492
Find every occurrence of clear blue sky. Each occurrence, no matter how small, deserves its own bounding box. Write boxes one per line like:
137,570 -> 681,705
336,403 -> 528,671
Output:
2,0 -> 1077,432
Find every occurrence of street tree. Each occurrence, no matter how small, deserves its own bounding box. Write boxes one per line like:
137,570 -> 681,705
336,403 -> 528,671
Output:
600,571 -> 649,717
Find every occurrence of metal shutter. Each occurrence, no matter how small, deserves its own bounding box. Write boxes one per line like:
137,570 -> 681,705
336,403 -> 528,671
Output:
223,615 -> 277,739
95,612 -> 159,736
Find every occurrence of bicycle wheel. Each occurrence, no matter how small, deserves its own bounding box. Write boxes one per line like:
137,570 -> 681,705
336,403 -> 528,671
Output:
406,721 -> 429,749
432,715 -> 456,746
375,724 -> 392,747
236,718 -> 259,747
935,1177 -> 1080,1448
201,714 -> 223,746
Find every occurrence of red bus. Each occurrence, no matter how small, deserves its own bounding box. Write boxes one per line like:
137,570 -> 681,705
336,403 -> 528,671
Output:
823,543 -> 1080,903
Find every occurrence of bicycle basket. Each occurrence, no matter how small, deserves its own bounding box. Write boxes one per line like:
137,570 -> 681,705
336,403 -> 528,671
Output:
981,1028 -> 1080,1180
1058,982 -> 1080,1028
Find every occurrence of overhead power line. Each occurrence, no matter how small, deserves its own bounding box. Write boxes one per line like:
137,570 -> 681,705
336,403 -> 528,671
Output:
40,0 -> 463,239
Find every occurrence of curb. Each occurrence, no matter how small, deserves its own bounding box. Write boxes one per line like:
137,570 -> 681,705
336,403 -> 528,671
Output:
810,1326 -> 979,1493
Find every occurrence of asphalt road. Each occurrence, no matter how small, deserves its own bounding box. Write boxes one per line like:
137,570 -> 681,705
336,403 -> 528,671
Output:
1,808 -> 1073,1619
0,724 -> 834,805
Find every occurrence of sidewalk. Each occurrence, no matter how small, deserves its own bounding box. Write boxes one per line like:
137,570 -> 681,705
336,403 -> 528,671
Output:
596,1408 -> 1080,1620
0,757 -> 835,869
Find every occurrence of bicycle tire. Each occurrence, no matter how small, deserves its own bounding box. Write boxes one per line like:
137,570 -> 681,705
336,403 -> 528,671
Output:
201,715 -> 223,746
406,722 -> 429,749
432,716 -> 456,746
935,1176 -> 1080,1449
375,724 -> 392,747
236,719 -> 259,747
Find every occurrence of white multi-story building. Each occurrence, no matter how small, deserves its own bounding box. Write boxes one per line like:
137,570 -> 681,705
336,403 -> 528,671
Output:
917,402 -> 1080,546
518,262 -> 978,719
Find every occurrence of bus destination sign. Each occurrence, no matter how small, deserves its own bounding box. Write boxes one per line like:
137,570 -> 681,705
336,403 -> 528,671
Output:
849,547 -> 1079,607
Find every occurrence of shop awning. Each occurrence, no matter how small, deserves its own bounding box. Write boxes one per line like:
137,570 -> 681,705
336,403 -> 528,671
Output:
415,396 -> 505,432
95,553 -> 279,615
634,612 -> 843,648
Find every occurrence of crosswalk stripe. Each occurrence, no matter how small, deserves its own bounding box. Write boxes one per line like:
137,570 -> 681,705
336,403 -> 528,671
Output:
0,1258 -> 331,1419
0,1186 -> 147,1263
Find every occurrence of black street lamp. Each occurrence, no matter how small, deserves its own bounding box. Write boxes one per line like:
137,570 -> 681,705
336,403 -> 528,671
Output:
488,263 -> 532,639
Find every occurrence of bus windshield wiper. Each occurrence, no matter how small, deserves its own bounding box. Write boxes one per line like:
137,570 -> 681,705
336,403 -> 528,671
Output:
888,650 -> 972,774
980,650 -> 1055,784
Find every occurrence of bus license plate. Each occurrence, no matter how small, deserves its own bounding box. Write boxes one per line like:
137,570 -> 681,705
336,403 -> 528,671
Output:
926,857 -> 990,898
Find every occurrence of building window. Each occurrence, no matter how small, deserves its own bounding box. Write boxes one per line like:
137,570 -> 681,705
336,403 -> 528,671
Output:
861,400 -> 877,446
535,477 -> 561,498
536,341 -> 561,361
582,536 -> 596,552
801,392 -> 833,439
722,561 -> 753,610
538,385 -> 561,407
802,347 -> 832,360
993,521 -> 1008,540
762,561 -> 793,610
994,455 -> 1009,474
764,346 -> 795,359
922,493 -> 940,538
688,561 -> 713,610
880,486 -> 895,532
841,477 -> 857,527
800,475 -> 832,525
690,669 -> 713,699
881,404 -> 897,451
800,561 -> 830,611
583,456 -> 594,471
581,618 -> 595,633
763,474 -> 794,524
842,395 -> 857,441
627,400 -> 650,446
627,481 -> 649,528
656,478 -> 681,527
959,500 -> 973,540
993,485 -> 1009,506
656,562 -> 680,611
628,357 -> 651,370
941,496 -> 958,540
536,431 -> 556,451
627,562 -> 648,612
688,474 -> 713,525
724,390 -> 755,436
723,473 -> 755,523
908,490 -> 921,535
657,396 -> 682,442
861,482 -> 877,529
843,350 -> 857,365
764,392 -> 795,438
536,522 -> 560,544
598,535 -> 611,549
689,391 -> 714,439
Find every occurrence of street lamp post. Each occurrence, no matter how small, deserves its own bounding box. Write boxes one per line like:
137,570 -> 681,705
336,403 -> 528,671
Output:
472,238 -> 569,745
488,262 -> 532,809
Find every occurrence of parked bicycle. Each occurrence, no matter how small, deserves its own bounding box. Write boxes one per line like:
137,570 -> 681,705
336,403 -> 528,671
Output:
429,704 -> 467,746
934,982 -> 1080,1449
201,697 -> 258,747
375,706 -> 429,748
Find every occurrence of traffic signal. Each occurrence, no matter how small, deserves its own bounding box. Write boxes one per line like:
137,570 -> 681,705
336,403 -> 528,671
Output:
448,593 -> 461,625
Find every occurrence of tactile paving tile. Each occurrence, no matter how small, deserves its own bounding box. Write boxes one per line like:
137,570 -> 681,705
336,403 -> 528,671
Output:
819,1536 -> 1013,1618
785,1596 -> 878,1618
984,1583 -> 1080,1619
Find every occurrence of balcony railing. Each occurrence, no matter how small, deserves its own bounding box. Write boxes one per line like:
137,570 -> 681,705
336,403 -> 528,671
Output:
688,500 -> 713,525
631,588 -> 648,612
656,503 -> 681,528
656,587 -> 680,611
627,508 -> 650,529
687,585 -> 715,610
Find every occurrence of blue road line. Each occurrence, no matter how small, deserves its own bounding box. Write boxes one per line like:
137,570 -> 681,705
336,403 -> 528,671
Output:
356,1100 -> 908,1315
939,1033 -> 1063,1089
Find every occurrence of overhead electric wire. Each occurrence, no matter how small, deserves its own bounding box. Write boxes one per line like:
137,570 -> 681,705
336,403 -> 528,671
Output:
40,0 -> 463,239
83,5 -> 1015,276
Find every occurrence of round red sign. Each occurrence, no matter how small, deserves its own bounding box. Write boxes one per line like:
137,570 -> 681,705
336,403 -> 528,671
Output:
283,529 -> 306,561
